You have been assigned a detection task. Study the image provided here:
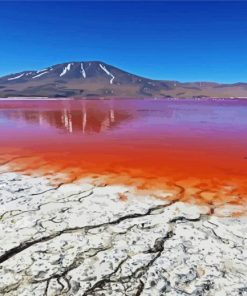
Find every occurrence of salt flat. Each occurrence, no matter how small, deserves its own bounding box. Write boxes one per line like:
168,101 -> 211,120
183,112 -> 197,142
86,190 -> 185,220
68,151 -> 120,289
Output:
0,172 -> 246,296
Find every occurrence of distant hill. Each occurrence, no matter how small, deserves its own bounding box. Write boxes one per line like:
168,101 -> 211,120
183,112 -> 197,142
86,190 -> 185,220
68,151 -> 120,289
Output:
1,61 -> 247,98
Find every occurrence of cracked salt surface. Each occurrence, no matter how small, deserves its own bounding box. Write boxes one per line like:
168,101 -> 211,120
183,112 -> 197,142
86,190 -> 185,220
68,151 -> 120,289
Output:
0,172 -> 246,296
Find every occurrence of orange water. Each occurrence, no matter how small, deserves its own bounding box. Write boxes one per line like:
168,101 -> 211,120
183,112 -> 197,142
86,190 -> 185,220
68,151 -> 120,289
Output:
1,99 -> 247,213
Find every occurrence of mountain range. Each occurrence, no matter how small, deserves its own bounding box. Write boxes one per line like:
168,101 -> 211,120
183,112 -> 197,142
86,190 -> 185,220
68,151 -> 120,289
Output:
1,61 -> 247,98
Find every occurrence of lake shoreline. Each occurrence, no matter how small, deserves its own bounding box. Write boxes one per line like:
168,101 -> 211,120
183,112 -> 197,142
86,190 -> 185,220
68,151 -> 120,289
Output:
1,96 -> 247,101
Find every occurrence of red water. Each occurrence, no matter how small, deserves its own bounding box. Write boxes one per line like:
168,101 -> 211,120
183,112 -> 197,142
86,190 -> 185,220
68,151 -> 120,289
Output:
1,99 -> 247,213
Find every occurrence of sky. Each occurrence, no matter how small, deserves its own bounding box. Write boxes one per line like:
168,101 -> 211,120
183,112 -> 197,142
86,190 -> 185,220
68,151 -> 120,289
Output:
1,1 -> 247,83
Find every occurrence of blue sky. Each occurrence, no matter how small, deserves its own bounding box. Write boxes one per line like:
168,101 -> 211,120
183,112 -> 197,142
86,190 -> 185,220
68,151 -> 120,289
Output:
1,1 -> 247,82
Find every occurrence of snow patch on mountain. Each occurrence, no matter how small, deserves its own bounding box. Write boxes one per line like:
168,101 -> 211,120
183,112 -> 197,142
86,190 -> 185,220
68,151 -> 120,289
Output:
81,63 -> 86,78
32,71 -> 49,79
99,64 -> 115,84
7,73 -> 25,81
36,68 -> 48,74
60,63 -> 73,77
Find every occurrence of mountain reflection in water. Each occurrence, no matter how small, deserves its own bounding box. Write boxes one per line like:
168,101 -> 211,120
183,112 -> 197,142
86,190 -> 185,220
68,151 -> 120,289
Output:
0,100 -> 133,134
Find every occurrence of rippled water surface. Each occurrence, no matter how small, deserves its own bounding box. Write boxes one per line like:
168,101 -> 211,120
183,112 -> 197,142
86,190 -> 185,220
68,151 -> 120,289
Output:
1,99 -> 247,212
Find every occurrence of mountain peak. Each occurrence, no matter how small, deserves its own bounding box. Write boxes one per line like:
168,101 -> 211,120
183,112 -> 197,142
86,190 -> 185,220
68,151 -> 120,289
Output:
0,61 -> 247,99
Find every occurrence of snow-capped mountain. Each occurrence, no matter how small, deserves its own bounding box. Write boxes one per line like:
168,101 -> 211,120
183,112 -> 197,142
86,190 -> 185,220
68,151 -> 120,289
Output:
0,61 -> 172,98
2,62 -> 121,83
1,61 -> 247,98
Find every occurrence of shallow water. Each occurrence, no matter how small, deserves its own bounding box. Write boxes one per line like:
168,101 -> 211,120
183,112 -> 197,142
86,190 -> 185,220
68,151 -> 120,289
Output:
1,98 -> 247,212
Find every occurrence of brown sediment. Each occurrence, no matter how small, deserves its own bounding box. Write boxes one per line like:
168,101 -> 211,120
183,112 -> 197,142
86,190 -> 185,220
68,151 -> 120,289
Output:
118,192 -> 129,201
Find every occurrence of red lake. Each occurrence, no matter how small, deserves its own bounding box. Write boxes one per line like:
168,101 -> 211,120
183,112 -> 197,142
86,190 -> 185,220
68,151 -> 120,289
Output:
1,99 -> 247,213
